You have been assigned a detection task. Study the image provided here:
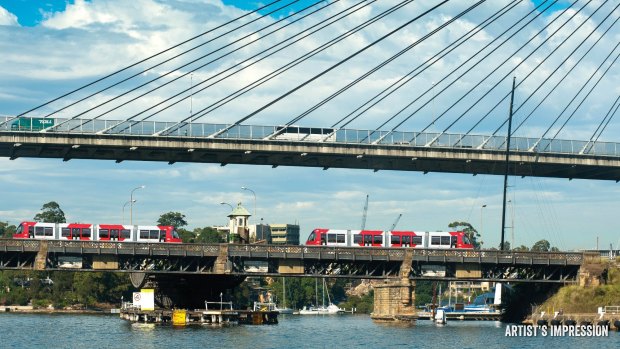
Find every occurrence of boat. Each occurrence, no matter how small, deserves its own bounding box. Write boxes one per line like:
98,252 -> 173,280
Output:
274,277 -> 294,314
298,279 -> 343,315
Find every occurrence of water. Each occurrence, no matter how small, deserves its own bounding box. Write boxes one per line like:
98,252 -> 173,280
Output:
0,313 -> 618,349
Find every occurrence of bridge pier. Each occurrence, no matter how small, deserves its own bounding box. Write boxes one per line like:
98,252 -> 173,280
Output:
129,272 -> 245,309
370,250 -> 417,323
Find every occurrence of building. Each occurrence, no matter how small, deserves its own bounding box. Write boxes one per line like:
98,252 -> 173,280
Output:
269,224 -> 300,245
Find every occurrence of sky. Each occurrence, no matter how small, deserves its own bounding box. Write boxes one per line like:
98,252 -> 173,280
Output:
0,0 -> 618,251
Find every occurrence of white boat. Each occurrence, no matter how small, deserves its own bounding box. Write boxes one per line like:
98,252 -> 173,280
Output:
298,279 -> 343,315
275,277 -> 294,314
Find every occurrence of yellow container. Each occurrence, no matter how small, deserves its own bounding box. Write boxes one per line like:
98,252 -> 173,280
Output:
172,309 -> 187,326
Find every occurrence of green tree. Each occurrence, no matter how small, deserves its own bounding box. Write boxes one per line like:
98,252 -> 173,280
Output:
531,239 -> 551,252
448,221 -> 483,249
157,212 -> 187,228
33,202 -> 66,223
194,227 -> 226,243
513,245 -> 530,252
499,241 -> 511,250
0,222 -> 17,238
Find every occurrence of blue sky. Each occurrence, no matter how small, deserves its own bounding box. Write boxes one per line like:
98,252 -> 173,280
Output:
0,0 -> 618,251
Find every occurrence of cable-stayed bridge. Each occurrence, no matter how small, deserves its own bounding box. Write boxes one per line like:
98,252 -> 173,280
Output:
2,0 -> 620,180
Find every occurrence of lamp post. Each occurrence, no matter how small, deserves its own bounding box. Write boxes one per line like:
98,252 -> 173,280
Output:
480,204 -> 487,243
130,185 -> 145,225
241,186 -> 256,223
220,202 -> 233,211
123,200 -> 136,225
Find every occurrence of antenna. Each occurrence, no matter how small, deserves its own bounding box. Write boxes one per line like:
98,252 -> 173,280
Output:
361,194 -> 369,230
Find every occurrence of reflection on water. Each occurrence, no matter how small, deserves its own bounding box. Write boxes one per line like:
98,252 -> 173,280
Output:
0,313 -> 618,349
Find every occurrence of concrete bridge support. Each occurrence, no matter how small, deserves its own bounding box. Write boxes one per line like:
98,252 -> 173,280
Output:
370,250 -> 417,323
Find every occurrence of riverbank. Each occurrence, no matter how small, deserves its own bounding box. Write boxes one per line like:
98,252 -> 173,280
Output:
1,305 -> 116,314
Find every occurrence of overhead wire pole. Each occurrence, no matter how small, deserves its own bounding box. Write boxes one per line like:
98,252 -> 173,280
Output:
501,77 -> 516,251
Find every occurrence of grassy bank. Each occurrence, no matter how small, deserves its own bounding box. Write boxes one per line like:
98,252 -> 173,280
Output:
537,262 -> 620,314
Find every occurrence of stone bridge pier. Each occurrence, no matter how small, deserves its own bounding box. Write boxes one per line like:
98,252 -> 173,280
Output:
370,250 -> 417,323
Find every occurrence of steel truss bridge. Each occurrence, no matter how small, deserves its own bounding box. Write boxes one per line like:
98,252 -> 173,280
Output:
2,117 -> 620,180
0,239 -> 585,283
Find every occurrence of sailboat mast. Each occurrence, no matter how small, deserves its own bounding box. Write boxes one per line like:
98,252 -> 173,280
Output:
282,277 -> 287,309
501,76 -> 516,251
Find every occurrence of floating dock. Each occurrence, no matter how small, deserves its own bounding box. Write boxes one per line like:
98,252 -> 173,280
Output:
120,301 -> 278,325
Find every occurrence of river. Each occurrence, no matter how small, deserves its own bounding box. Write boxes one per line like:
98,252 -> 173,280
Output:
0,313 -> 618,348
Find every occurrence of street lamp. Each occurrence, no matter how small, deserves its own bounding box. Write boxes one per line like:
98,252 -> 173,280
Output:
241,186 -> 256,223
480,204 -> 487,240
130,185 -> 145,225
220,202 -> 233,211
123,200 -> 136,225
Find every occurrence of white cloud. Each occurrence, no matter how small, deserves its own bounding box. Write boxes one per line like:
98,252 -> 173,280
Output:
1,1 -> 620,250
0,6 -> 18,26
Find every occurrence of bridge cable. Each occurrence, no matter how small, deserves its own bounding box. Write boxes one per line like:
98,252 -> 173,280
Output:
52,0 -> 321,131
274,1 -> 488,137
154,0 -> 419,133
545,50 -> 620,148
499,6 -> 620,139
0,0 -> 287,126
330,0 -> 523,132
417,0 -> 589,140
531,41 -> 620,151
119,0 -> 381,134
362,0 -> 560,139
466,0 -> 619,143
581,95 -> 620,154
208,1 -> 451,138
51,0 -> 312,129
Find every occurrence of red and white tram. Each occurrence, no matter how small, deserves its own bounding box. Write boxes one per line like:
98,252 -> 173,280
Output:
305,228 -> 474,249
13,221 -> 182,243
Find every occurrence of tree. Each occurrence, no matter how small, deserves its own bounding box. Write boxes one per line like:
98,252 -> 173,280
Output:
513,245 -> 529,252
448,221 -> 483,249
194,227 -> 226,243
531,239 -> 551,252
157,212 -> 187,228
0,222 -> 17,238
33,202 -> 66,223
499,241 -> 511,250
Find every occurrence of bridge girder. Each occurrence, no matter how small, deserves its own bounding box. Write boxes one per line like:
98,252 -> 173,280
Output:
2,132 -> 620,180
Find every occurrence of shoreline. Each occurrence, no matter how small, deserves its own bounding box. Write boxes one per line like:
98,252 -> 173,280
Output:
1,306 -> 117,315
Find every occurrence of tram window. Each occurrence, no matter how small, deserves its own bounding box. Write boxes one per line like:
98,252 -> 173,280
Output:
431,236 -> 441,245
412,236 -> 422,245
391,235 -> 400,244
159,230 -> 166,241
82,228 -> 91,237
99,229 -> 109,238
451,236 -> 457,247
337,234 -> 345,243
373,235 -> 383,244
402,236 -> 411,244
121,229 -> 131,239
441,236 -> 451,245
363,235 -> 372,244
35,227 -> 45,236
110,229 -> 119,238
149,230 -> 159,239
140,230 -> 149,239
61,228 -> 71,237
72,228 -> 80,237
44,227 -> 53,236
307,232 -> 315,242
354,235 -> 362,244
328,234 -> 337,243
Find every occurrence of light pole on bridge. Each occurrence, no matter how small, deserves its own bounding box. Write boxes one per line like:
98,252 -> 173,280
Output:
241,186 -> 256,224
130,185 -> 145,225
123,200 -> 136,225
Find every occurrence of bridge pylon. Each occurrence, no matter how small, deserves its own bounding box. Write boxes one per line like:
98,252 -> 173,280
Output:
370,250 -> 417,323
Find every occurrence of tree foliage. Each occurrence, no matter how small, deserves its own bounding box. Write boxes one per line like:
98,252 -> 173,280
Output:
33,202 -> 66,223
0,222 -> 17,238
157,212 -> 187,228
448,221 -> 483,249
531,239 -> 551,252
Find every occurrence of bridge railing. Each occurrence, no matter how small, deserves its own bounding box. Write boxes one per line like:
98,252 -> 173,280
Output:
2,116 -> 620,157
